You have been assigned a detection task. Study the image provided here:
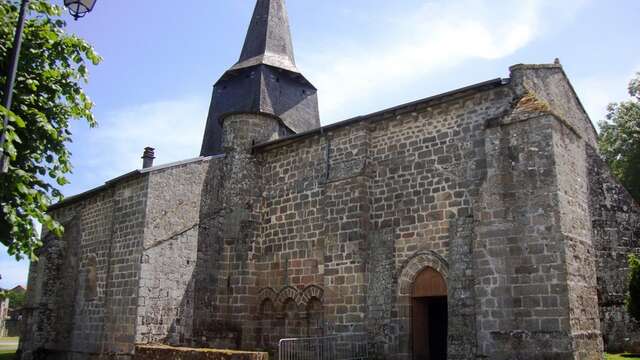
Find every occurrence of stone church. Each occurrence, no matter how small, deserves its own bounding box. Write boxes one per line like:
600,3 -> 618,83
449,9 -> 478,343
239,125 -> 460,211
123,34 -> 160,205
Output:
19,0 -> 640,359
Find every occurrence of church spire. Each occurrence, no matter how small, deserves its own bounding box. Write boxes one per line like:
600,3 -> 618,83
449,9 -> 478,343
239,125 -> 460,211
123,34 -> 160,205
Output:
200,0 -> 320,156
233,0 -> 297,73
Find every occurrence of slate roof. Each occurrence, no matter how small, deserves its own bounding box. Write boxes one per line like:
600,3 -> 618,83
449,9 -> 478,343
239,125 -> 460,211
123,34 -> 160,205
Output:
199,0 -> 321,156
232,0 -> 298,73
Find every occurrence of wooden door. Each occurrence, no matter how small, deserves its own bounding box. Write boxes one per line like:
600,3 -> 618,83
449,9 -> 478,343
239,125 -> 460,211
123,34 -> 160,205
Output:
412,267 -> 447,360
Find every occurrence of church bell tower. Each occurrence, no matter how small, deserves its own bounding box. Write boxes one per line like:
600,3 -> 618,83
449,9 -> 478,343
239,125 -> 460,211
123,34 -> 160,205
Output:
200,0 -> 321,156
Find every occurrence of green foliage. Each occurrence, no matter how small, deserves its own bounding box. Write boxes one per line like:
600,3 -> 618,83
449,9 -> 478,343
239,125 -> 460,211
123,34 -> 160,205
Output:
0,289 -> 25,309
0,0 -> 101,260
598,72 -> 640,203
628,254 -> 640,322
605,353 -> 640,360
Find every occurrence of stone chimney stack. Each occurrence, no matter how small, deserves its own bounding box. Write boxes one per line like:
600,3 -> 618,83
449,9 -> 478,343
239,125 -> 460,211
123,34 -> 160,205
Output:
141,147 -> 155,169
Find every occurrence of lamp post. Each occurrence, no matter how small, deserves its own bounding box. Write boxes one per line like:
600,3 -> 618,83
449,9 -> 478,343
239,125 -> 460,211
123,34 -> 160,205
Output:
0,0 -> 29,174
64,0 -> 98,20
0,0 -> 98,174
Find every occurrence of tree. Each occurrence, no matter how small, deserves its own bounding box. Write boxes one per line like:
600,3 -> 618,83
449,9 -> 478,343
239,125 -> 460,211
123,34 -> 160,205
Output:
628,254 -> 640,322
0,1 -> 101,260
598,73 -> 640,203
0,288 -> 25,309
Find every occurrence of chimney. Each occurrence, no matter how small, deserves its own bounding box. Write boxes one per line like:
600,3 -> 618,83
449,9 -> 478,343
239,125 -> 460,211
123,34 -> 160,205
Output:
141,147 -> 155,169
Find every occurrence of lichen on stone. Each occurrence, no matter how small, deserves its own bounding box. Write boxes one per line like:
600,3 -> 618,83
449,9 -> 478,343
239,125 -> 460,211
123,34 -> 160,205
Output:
513,90 -> 552,114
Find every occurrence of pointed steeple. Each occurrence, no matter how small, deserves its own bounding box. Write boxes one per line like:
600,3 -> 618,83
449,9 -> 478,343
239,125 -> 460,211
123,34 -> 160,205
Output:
233,0 -> 298,73
200,0 -> 320,156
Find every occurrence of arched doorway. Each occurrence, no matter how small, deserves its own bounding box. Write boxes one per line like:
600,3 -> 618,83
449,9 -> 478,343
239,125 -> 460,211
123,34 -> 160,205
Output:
412,267 -> 447,360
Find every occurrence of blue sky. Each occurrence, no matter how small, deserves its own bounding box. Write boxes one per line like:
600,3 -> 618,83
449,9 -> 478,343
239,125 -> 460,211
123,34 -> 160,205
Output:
1,0 -> 639,288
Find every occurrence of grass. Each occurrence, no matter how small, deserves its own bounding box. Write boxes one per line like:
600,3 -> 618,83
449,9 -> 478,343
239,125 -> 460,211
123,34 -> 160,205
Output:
606,354 -> 640,360
0,337 -> 18,360
0,350 -> 15,360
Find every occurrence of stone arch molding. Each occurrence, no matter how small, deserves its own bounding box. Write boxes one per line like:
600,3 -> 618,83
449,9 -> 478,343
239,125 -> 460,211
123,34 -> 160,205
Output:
397,250 -> 449,296
297,285 -> 324,307
258,287 -> 277,304
258,285 -> 324,311
276,286 -> 299,307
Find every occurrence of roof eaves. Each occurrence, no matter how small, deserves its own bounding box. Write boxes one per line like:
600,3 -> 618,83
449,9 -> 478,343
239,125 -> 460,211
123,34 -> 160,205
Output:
48,155 -> 220,212
47,170 -> 141,212
253,78 -> 508,152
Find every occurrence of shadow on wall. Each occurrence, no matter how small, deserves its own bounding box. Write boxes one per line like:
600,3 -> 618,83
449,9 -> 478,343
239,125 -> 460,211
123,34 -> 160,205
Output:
156,157 -> 328,354
156,158 -> 254,349
255,286 -> 325,354
3,319 -> 22,337
157,160 -> 230,348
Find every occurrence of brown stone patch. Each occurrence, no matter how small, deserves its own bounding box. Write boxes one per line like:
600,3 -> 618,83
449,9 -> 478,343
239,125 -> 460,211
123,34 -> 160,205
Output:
513,91 -> 551,113
134,345 -> 269,360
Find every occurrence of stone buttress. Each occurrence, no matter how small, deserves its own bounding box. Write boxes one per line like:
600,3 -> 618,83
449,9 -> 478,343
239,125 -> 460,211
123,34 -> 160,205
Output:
18,0 -> 640,358
473,64 -> 604,359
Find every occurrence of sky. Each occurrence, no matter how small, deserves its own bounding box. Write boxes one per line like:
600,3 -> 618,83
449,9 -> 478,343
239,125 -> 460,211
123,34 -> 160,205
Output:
1,0 -> 639,289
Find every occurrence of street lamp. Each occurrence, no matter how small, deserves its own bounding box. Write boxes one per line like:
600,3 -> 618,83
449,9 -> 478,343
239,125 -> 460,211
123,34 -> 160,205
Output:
64,0 -> 98,20
0,0 -> 98,174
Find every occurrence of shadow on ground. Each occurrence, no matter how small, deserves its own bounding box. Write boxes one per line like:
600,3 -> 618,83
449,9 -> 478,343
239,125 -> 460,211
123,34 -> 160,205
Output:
0,351 -> 16,360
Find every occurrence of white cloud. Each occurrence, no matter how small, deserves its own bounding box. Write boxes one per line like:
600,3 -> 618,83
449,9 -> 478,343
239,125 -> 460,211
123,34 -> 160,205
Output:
574,65 -> 640,129
2,99 -> 208,287
61,0 -> 593,194
302,0 -> 588,122
66,96 -> 208,195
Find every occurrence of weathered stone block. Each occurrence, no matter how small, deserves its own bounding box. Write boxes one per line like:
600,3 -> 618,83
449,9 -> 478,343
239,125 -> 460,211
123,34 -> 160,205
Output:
20,57 -> 638,360
134,345 -> 268,360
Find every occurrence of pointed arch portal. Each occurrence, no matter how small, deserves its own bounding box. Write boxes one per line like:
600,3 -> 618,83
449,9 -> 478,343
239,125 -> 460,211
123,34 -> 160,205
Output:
411,267 -> 447,360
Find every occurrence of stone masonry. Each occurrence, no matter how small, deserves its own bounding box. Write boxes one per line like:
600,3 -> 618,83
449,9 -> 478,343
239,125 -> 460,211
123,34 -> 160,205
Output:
0,297 -> 8,337
19,1 -> 639,359
587,147 -> 640,353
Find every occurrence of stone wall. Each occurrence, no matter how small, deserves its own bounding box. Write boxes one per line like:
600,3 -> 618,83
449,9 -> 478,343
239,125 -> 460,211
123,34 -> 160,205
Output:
136,158 -> 214,345
475,112 -> 576,358
238,64 -> 607,359
587,146 -> 640,353
3,318 -> 20,337
191,114 -> 286,351
509,64 -> 598,147
103,176 -> 149,354
20,175 -> 149,359
252,79 -> 519,359
256,124 -> 372,353
0,298 -> 8,337
364,84 -> 512,360
471,65 -> 604,359
553,118 -> 602,357
19,62 -> 635,360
